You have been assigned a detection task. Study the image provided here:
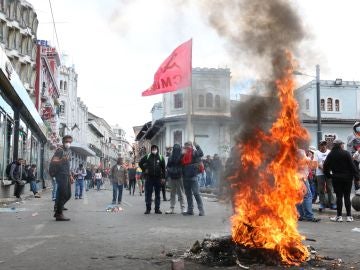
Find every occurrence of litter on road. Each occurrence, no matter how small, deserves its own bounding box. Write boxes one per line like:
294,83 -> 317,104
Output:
106,205 -> 123,212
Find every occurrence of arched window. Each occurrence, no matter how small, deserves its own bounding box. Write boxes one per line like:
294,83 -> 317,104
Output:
60,101 -> 65,115
335,99 -> 340,112
199,95 -> 204,107
327,98 -> 333,111
64,81 -> 67,91
320,99 -> 325,111
215,95 -> 220,108
60,80 -> 63,90
305,99 -> 309,110
206,93 -> 213,108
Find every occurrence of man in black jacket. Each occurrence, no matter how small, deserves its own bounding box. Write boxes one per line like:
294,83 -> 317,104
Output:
324,139 -> 360,222
139,145 -> 166,214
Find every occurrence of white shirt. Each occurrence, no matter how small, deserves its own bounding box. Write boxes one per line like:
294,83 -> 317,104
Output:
95,172 -> 102,179
315,149 -> 330,176
117,165 -> 120,170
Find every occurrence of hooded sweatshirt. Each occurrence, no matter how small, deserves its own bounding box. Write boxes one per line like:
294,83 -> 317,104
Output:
167,144 -> 183,179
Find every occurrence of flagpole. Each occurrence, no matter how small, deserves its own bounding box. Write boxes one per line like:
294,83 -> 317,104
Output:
186,39 -> 193,143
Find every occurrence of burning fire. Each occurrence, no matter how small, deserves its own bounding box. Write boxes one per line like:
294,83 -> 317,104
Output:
230,51 -> 310,265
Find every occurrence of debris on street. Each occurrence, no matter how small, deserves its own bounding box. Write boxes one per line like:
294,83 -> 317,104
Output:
106,205 -> 123,212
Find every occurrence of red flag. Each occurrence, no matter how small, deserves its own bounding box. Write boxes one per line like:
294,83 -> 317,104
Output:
142,39 -> 192,96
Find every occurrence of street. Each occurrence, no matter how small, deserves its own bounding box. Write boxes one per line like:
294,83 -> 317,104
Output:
0,184 -> 360,270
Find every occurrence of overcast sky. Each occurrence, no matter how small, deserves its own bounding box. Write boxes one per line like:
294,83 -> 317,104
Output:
29,0 -> 360,140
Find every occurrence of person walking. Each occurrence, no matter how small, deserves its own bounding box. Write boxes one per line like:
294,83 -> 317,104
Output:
27,164 -> 41,198
181,142 -> 205,216
324,139 -> 360,222
165,144 -> 186,214
212,154 -> 223,188
50,135 -> 73,221
128,163 -> 137,196
204,155 -> 213,187
85,167 -> 93,191
139,145 -> 166,214
9,158 -> 26,199
135,164 -> 144,195
315,140 -> 336,211
110,158 -> 128,204
94,169 -> 102,191
74,164 -> 87,199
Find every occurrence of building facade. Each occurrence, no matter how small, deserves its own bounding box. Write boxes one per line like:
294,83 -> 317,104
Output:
112,124 -> 132,162
0,0 -> 38,96
296,79 -> 359,147
136,68 -> 232,158
58,65 -> 94,170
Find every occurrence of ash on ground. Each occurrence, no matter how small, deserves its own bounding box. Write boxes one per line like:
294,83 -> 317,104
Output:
184,235 -> 353,269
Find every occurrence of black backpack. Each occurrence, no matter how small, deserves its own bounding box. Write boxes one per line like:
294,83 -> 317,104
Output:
49,148 -> 64,177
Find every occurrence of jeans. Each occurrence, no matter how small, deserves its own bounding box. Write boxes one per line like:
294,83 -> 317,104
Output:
308,177 -> 318,203
75,179 -> 84,198
30,181 -> 38,194
205,171 -> 212,187
183,177 -> 204,213
297,180 -> 314,220
169,178 -> 185,210
96,179 -> 102,191
316,175 -> 335,208
129,179 -> 136,195
112,183 -> 123,203
145,178 -> 161,211
85,179 -> 90,191
197,172 -> 206,187
14,181 -> 25,198
54,174 -> 71,215
51,177 -> 57,201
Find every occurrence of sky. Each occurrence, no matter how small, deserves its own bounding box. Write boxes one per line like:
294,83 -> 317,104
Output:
29,0 -> 360,141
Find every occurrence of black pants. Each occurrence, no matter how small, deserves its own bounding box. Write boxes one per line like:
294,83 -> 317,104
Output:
332,179 -> 352,216
54,174 -> 71,215
145,178 -> 161,211
14,181 -> 24,198
129,179 -> 136,195
161,181 -> 167,200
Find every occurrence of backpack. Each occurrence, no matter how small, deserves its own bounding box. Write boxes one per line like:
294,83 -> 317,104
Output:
49,148 -> 64,177
5,162 -> 15,178
146,153 -> 164,162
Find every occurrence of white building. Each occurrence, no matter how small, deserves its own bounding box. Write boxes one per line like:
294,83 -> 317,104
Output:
136,67 -> 232,158
0,0 -> 38,97
112,124 -> 132,162
296,79 -> 359,147
58,65 -> 94,169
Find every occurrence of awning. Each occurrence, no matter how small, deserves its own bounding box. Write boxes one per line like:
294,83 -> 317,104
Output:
135,121 -> 152,141
71,142 -> 96,157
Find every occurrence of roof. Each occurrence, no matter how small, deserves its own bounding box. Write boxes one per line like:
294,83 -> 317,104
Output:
135,121 -> 152,141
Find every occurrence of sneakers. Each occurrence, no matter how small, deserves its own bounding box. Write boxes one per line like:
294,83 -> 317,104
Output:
199,211 -> 205,216
54,214 -> 70,221
34,193 -> 41,198
144,209 -> 150,214
330,216 -> 343,222
155,209 -> 162,214
346,216 -> 354,222
182,211 -> 194,216
165,209 -> 175,214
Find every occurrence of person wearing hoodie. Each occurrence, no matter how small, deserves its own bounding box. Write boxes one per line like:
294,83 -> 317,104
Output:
324,139 -> 360,222
165,144 -> 186,214
139,145 -> 166,214
181,141 -> 205,216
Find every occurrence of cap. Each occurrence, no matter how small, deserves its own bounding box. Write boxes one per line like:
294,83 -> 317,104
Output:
333,139 -> 344,145
319,140 -> 327,146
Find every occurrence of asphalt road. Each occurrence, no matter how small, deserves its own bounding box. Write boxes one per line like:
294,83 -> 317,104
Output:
0,183 -> 360,270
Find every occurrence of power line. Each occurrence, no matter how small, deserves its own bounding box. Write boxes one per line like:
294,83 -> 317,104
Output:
48,0 -> 61,54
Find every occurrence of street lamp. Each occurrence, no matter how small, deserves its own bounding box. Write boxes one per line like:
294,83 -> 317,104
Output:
294,65 -> 322,146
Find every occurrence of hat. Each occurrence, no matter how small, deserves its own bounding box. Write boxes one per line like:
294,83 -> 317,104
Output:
319,140 -> 327,146
308,146 -> 317,153
333,139 -> 344,145
184,141 -> 193,147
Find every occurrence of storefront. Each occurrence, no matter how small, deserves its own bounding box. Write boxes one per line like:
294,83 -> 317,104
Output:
0,46 -> 47,198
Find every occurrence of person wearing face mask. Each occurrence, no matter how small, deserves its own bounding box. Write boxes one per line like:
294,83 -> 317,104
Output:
50,135 -> 73,221
139,145 -> 166,214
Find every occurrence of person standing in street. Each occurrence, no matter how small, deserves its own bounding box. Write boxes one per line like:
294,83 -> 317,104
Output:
139,145 -> 166,214
315,140 -> 336,211
181,142 -> 205,216
27,164 -> 41,198
165,144 -> 186,214
50,135 -> 73,221
85,167 -> 93,191
110,158 -> 128,204
135,164 -> 144,195
204,155 -> 213,187
324,140 -> 360,222
9,158 -> 26,199
212,154 -> 223,188
94,169 -> 102,191
74,164 -> 87,199
128,163 -> 137,196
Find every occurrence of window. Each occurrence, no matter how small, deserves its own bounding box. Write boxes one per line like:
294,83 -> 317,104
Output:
206,93 -> 213,107
327,98 -> 333,111
60,101 -> 65,115
174,93 -> 183,109
305,99 -> 309,110
63,81 -> 67,91
335,99 -> 340,112
199,95 -> 204,107
320,99 -> 325,111
173,130 -> 182,145
215,95 -> 220,108
60,80 -> 63,90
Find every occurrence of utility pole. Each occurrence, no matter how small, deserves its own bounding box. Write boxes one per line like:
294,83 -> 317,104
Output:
316,65 -> 322,146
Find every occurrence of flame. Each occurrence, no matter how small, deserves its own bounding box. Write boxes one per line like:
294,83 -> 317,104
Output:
230,51 -> 310,265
